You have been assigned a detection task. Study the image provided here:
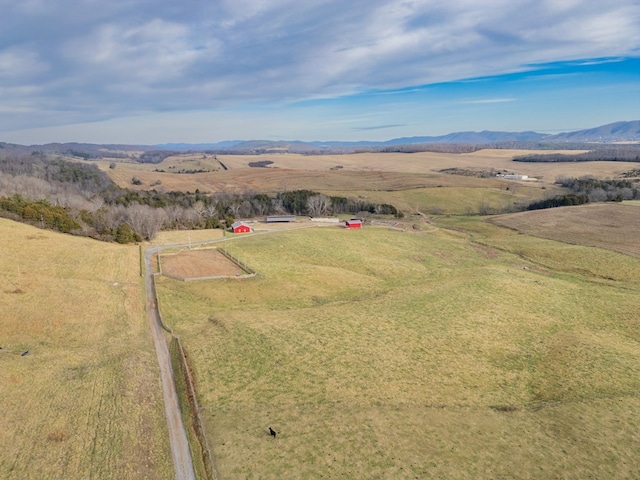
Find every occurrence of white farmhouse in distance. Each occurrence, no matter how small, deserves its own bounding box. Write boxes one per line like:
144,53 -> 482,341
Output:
497,173 -> 530,180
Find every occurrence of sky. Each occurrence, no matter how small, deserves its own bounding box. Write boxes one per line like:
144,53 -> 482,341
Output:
0,0 -> 639,145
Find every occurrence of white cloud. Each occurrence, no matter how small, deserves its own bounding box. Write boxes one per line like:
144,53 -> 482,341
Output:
0,45 -> 48,81
0,0 -> 638,139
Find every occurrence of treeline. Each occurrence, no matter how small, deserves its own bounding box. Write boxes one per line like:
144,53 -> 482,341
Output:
527,193 -> 590,210
276,190 -> 399,216
526,176 -> 639,211
514,146 -> 640,163
555,176 -> 638,202
377,144 -> 480,154
0,153 -> 112,192
0,153 -> 402,242
139,150 -> 177,164
0,141 -> 144,159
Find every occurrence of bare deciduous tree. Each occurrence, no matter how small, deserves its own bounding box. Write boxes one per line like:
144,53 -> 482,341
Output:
126,204 -> 165,240
307,194 -> 332,216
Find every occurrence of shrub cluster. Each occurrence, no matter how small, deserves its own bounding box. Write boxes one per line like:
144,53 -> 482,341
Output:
555,176 -> 639,202
0,194 -> 80,233
527,193 -> 590,210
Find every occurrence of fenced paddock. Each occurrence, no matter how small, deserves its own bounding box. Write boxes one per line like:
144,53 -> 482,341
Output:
159,247 -> 255,281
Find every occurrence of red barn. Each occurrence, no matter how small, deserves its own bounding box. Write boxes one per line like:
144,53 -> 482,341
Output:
231,221 -> 252,234
345,219 -> 363,229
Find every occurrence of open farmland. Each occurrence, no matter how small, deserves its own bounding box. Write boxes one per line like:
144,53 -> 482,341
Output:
93,148 -> 640,218
0,219 -> 172,480
154,223 -> 640,479
98,149 -> 639,194
491,203 -> 640,258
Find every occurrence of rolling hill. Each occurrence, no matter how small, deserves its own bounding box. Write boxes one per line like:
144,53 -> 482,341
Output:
1,121 -> 638,156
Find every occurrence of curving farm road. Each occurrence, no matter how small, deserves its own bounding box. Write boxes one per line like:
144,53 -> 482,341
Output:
144,247 -> 196,480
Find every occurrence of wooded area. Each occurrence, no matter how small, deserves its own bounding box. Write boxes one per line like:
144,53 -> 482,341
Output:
0,153 -> 401,242
514,146 -> 640,163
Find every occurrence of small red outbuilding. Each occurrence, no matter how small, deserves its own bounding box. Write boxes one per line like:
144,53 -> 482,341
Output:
231,221 -> 252,234
345,219 -> 363,229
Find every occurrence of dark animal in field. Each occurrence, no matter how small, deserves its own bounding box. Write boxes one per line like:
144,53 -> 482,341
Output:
21,350 -> 29,356
269,427 -> 277,438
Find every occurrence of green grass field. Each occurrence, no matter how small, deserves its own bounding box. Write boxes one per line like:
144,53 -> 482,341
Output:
6,147 -> 640,478
329,183 -> 558,215
155,222 -> 640,479
0,219 -> 173,480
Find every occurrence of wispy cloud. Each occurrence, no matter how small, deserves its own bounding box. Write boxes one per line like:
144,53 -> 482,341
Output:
0,0 -> 638,142
353,124 -> 406,131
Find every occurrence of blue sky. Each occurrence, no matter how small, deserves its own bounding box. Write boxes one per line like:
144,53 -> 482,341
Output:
1,0 -> 639,145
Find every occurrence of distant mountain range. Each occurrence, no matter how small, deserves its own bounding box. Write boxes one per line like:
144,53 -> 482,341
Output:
1,121 -> 638,156
156,120 -> 640,151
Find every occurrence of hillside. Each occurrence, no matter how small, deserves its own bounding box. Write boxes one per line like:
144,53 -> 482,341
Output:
155,216 -> 640,479
549,120 -> 640,143
0,219 -> 172,479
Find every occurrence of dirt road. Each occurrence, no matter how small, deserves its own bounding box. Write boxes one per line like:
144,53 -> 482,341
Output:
144,247 -> 196,480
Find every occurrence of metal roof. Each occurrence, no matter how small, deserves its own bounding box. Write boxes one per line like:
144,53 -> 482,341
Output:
266,215 -> 296,222
231,221 -> 251,229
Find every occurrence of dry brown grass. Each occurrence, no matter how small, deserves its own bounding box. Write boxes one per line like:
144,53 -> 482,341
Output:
491,203 -> 640,258
95,150 -> 639,220
0,219 -> 173,479
98,150 -> 639,196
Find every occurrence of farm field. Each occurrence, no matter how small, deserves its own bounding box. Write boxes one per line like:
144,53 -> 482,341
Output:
6,146 -> 639,478
93,149 -> 640,222
155,227 -> 224,246
0,219 -> 173,480
154,220 -> 640,479
491,203 -> 640,258
98,149 -> 640,199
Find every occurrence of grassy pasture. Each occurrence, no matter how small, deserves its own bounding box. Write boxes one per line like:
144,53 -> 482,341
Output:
155,227 -> 225,246
490,203 -> 640,258
0,219 -> 172,479
158,152 -> 223,172
155,223 -> 640,479
330,184 -> 556,215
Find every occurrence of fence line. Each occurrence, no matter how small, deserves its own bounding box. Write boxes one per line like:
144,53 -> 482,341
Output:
170,337 -> 218,480
162,272 -> 256,282
157,247 -> 256,282
218,248 -> 256,275
151,253 -> 219,480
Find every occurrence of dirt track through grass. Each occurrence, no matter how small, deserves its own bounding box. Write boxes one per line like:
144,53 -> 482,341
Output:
144,246 -> 196,480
